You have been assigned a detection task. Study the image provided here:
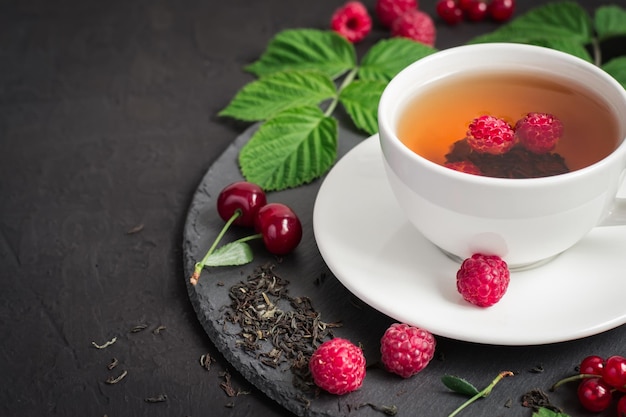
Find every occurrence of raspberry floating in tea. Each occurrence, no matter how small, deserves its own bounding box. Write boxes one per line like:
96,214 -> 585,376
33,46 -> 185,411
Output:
445,112 -> 570,179
515,112 -> 564,154
466,115 -> 515,155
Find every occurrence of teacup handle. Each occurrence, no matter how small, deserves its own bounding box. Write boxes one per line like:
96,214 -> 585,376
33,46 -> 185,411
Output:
600,197 -> 626,226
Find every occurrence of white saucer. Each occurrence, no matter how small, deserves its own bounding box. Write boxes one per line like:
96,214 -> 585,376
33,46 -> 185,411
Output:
313,135 -> 626,345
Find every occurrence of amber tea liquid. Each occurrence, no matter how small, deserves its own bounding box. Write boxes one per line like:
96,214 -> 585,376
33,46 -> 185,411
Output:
397,71 -> 619,173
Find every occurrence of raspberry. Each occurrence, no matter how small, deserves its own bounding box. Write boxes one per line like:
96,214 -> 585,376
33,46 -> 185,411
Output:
514,112 -> 563,154
330,1 -> 372,43
380,323 -> 436,378
309,338 -> 366,395
444,160 -> 482,175
456,254 -> 510,307
390,9 -> 436,46
466,115 -> 515,155
375,0 -> 418,28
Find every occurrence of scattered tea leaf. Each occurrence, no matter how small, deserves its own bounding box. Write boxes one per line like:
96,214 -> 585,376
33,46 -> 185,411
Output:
105,369 -> 128,384
126,224 -> 144,234
107,358 -> 119,370
91,337 -> 117,349
200,353 -> 213,371
130,323 -> 149,333
144,394 -> 167,403
153,325 -> 166,334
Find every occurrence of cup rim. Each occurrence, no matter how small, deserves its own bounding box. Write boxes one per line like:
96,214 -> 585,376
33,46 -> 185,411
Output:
378,42 -> 626,187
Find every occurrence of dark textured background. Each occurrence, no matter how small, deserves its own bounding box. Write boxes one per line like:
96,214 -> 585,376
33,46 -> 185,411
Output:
1,0 -> 625,416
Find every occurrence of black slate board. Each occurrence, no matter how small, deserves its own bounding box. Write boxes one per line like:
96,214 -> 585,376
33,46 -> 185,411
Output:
183,124 -> 626,417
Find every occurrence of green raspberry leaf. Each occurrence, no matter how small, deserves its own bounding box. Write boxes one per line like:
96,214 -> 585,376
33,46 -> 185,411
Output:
469,2 -> 593,46
358,38 -> 437,82
602,56 -> 626,89
595,5 -> 626,41
246,29 -> 357,79
526,38 -> 592,62
239,106 -> 338,191
202,242 -> 253,267
441,375 -> 480,397
219,70 -> 336,122
339,79 -> 387,135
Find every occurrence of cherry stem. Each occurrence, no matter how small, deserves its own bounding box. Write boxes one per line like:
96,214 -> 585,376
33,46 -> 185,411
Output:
550,373 -> 598,391
447,371 -> 514,417
232,233 -> 262,244
190,209 -> 242,286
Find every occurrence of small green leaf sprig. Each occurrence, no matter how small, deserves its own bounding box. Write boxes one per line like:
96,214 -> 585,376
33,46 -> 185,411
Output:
442,371 -> 514,417
219,29 -> 436,191
220,2 -> 626,193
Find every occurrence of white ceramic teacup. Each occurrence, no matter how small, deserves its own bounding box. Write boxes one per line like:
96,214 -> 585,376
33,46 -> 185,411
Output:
378,43 -> 626,269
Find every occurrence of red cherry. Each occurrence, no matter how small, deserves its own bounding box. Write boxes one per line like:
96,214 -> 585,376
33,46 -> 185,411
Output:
489,0 -> 515,22
464,0 -> 488,21
436,0 -> 463,25
254,203 -> 302,255
603,355 -> 626,392
217,181 -> 267,227
617,395 -> 626,417
577,378 -> 612,412
579,355 -> 605,376
457,0 -> 475,10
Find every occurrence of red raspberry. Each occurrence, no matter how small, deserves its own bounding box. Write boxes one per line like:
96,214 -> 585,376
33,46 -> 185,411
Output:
466,115 -> 515,155
444,161 -> 482,175
514,112 -> 563,154
391,9 -> 436,46
456,254 -> 510,307
330,1 -> 372,43
309,338 -> 366,395
380,323 -> 436,378
375,0 -> 418,28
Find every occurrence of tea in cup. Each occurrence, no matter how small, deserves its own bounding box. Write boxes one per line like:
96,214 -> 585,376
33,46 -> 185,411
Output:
378,43 -> 626,268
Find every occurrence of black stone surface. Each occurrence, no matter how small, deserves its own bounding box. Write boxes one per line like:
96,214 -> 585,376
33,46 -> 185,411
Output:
1,1 -> 625,416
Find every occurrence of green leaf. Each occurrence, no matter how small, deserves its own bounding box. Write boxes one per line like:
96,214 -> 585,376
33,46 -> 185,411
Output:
595,5 -> 626,41
602,56 -> 626,89
202,241 -> 253,267
526,38 -> 592,62
219,70 -> 336,122
532,407 -> 571,417
358,38 -> 437,82
339,79 -> 386,135
246,29 -> 357,79
239,106 -> 338,191
469,2 -> 593,45
441,375 -> 480,397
